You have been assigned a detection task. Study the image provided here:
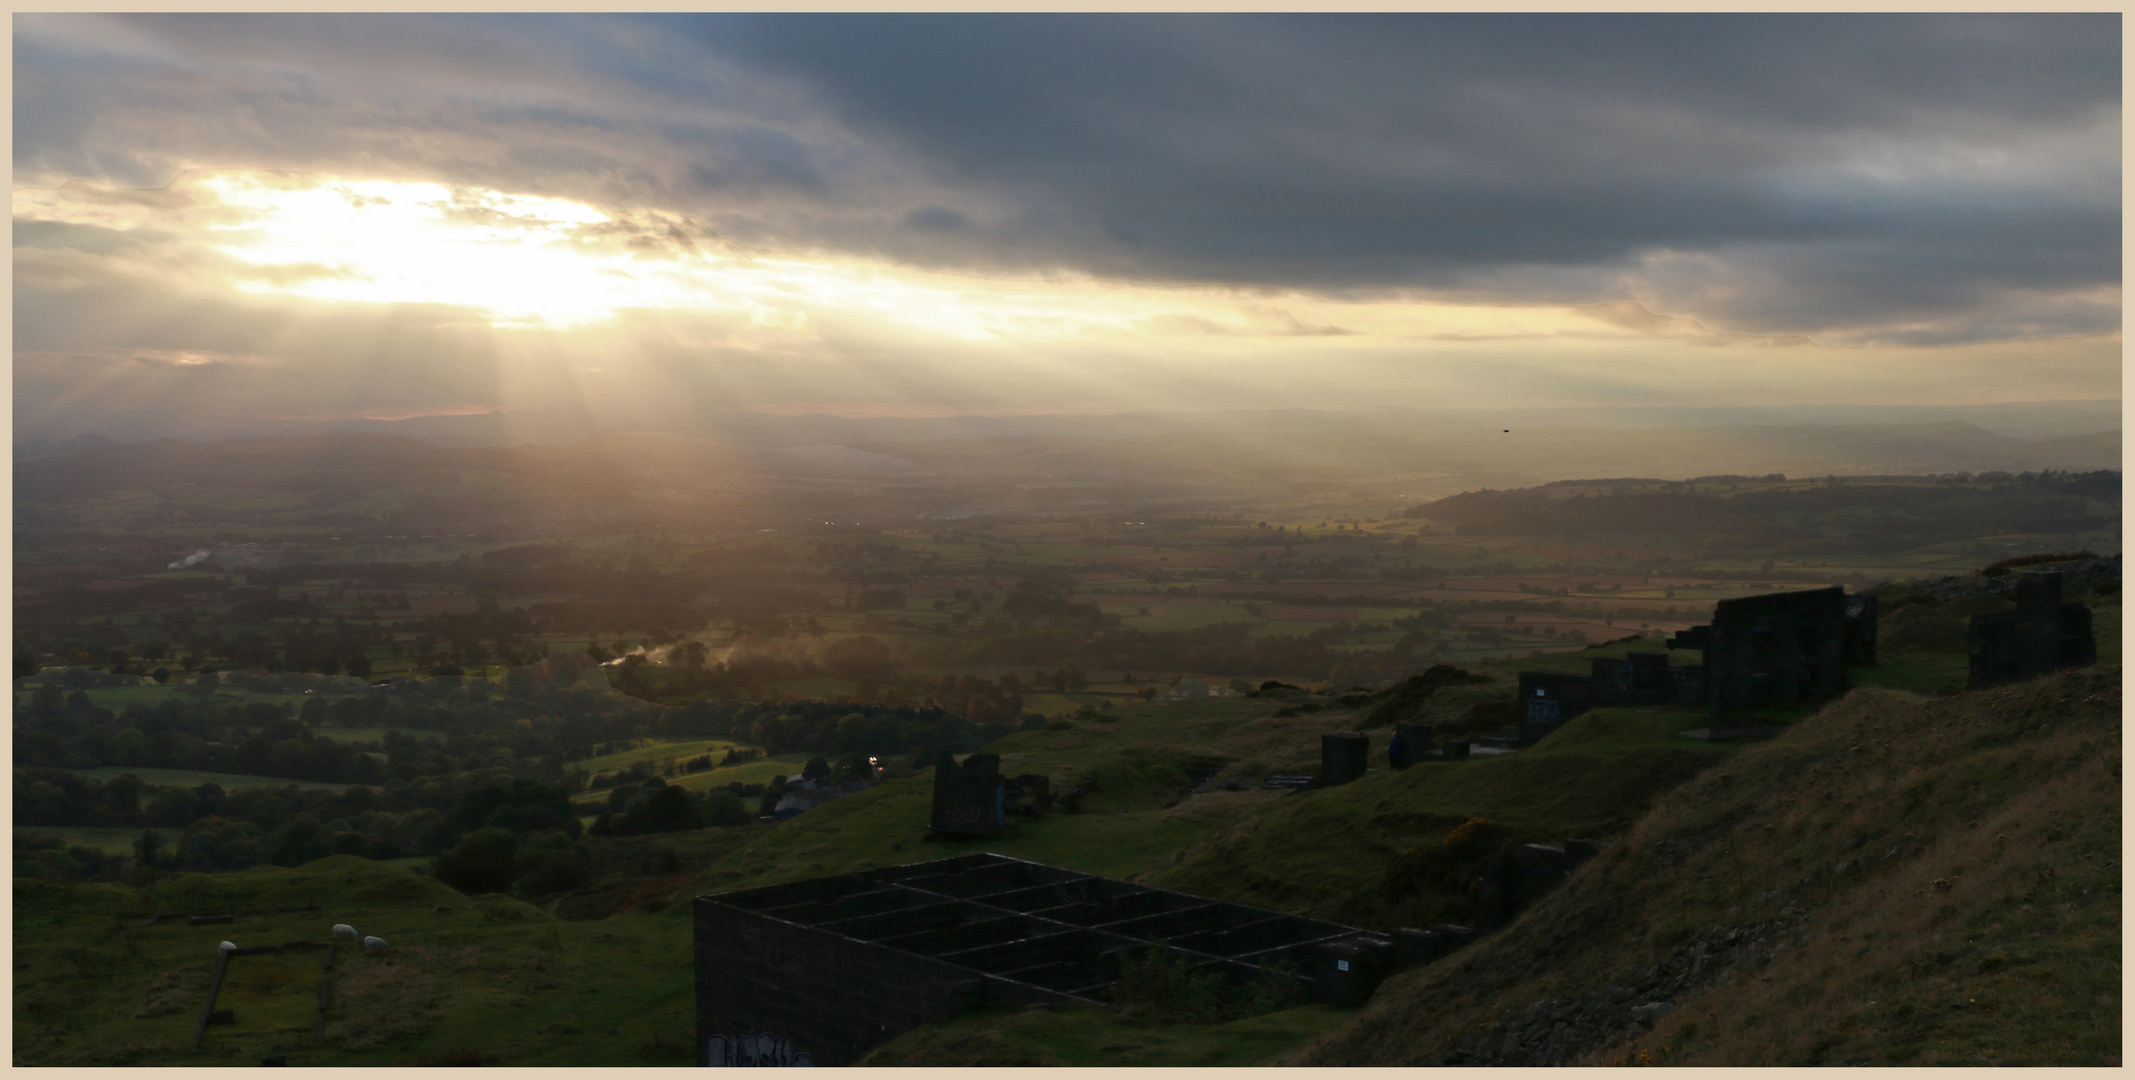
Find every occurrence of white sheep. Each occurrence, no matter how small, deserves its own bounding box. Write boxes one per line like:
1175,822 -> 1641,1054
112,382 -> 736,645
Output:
362,936 -> 389,952
218,941 -> 237,951
332,924 -> 358,939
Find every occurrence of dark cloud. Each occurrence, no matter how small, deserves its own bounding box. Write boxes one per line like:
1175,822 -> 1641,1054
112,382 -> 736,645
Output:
12,13 -> 2120,344
658,14 -> 2117,336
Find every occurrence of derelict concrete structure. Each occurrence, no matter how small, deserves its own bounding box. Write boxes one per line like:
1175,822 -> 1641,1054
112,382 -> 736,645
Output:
1967,571 -> 2095,689
1319,732 -> 1369,786
693,853 -> 1393,1065
1668,585 -> 1878,724
929,751 -> 1008,837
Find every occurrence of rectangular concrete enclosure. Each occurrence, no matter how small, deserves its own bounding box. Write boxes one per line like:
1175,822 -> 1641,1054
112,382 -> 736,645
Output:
1680,584 -> 1877,723
1968,571 -> 2096,688
1320,732 -> 1369,786
695,853 -> 1384,1065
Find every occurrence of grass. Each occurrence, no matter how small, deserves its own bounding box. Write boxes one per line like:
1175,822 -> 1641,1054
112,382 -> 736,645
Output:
684,673 -> 1735,933
1146,705 -> 1734,928
1292,665 -> 2123,1067
570,754 -> 810,812
17,592 -> 2115,1066
863,1002 -> 1358,1066
569,738 -> 749,776
1852,652 -> 1970,696
12,856 -> 703,1066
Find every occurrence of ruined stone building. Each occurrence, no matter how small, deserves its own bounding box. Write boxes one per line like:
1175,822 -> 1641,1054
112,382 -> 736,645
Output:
1967,571 -> 2095,689
928,752 -> 1055,836
929,751 -> 1008,838
1512,648 -> 1705,745
1667,584 -> 1879,725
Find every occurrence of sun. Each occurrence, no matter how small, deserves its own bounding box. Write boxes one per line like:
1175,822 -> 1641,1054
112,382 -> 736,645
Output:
21,169 -> 1621,350
169,172 -> 1393,343
198,174 -> 702,328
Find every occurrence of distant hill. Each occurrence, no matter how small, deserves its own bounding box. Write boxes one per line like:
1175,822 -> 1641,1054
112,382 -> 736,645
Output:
1402,470 -> 2119,556
14,420 -> 2120,532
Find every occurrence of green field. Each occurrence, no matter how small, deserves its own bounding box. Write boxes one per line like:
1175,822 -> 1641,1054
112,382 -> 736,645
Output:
13,857 -> 702,1066
305,727 -> 448,745
89,684 -> 344,710
69,768 -> 359,793
571,753 -> 812,812
13,826 -> 143,855
571,738 -> 749,776
1096,600 -> 1259,632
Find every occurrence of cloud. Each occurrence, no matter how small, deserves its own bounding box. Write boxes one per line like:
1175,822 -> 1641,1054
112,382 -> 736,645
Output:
15,13 -> 2118,347
8,14 -> 2121,443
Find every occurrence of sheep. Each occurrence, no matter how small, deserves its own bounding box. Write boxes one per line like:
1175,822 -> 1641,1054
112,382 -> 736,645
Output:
362,936 -> 389,952
331,924 -> 358,939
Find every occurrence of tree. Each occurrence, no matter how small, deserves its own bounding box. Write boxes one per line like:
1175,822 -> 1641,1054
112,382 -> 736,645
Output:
699,789 -> 750,827
619,784 -> 703,835
346,654 -> 373,679
145,787 -> 202,828
447,780 -> 582,840
433,827 -> 521,896
831,752 -> 875,783
262,818 -> 333,867
512,830 -> 590,896
801,756 -> 831,781
133,828 -> 168,871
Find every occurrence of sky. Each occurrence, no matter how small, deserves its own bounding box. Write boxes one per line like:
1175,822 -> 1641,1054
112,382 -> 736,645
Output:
12,14 -> 2122,442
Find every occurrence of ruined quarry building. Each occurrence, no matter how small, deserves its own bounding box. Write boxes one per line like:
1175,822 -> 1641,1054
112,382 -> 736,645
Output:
929,751 -> 1008,837
1666,585 -> 1879,725
1967,571 -> 2095,689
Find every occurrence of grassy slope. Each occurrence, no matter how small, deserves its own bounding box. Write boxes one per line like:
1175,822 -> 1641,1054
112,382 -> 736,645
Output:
657,643 -> 1744,1066
13,856 -> 703,1067
863,1002 -> 1358,1067
1293,665 -> 2122,1067
1146,706 -> 1734,928
18,609 -> 2112,1066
